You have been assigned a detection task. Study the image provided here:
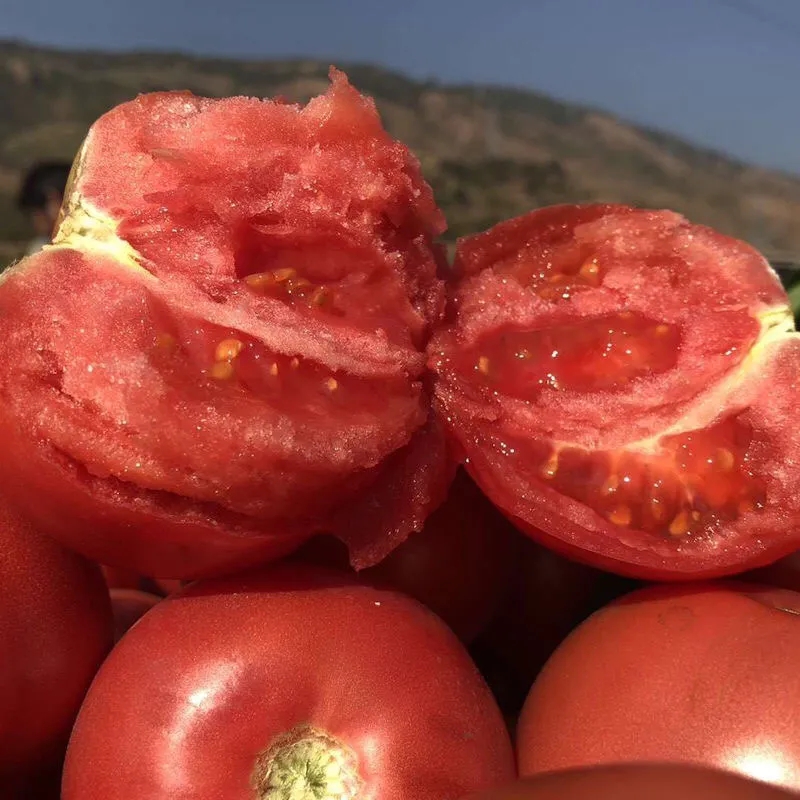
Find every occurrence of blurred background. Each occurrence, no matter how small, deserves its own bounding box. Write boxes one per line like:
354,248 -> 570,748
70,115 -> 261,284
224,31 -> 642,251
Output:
3,0 -> 800,299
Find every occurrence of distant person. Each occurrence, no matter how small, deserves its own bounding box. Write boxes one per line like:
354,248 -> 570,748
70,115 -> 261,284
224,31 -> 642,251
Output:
16,161 -> 71,256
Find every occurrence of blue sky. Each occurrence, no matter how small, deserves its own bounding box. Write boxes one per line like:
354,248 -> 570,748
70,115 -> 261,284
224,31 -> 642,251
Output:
4,0 -> 800,173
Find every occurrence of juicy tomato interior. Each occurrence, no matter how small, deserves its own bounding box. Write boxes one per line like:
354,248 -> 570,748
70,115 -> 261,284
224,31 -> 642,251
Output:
435,205 -> 792,566
458,312 -> 681,398
494,237 -> 605,302
146,298 -> 406,418
500,415 -> 765,539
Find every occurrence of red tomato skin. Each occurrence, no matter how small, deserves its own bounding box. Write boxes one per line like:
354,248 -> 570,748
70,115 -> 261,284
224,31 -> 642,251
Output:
0,503 -> 113,777
467,764 -> 794,800
517,582 -> 800,791
63,564 -> 515,800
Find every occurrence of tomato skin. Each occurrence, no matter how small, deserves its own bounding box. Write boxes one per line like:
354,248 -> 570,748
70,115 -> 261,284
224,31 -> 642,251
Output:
63,564 -> 515,800
467,765 -> 794,800
517,582 -> 800,791
0,502 -> 113,778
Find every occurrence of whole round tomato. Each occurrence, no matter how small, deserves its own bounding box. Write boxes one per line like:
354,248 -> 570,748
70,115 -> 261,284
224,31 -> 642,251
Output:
468,765 -> 794,800
297,469 -> 518,642
517,582 -> 800,791
0,501 -> 113,778
63,564 -> 515,799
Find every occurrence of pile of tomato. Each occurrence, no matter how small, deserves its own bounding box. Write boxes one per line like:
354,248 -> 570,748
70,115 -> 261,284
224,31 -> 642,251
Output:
7,466 -> 800,799
5,74 -> 800,799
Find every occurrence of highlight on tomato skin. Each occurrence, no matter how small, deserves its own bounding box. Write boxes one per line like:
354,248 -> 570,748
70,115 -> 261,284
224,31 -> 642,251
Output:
516,581 -> 800,792
61,563 -> 516,800
429,203 -> 800,580
0,69 -> 453,581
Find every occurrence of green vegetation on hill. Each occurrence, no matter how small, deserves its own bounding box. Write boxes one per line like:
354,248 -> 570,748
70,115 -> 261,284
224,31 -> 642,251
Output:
2,40 -> 800,267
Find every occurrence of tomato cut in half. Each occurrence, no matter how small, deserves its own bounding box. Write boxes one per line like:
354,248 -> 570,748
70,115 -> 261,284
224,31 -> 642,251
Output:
430,204 -> 800,579
0,69 -> 451,579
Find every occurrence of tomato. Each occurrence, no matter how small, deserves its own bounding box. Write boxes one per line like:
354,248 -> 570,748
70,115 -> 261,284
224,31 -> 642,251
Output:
0,501 -> 113,779
63,564 -> 515,799
0,71 -> 450,581
467,765 -> 794,800
429,204 -> 800,579
517,582 -> 800,790
108,588 -> 161,642
296,469 -> 518,642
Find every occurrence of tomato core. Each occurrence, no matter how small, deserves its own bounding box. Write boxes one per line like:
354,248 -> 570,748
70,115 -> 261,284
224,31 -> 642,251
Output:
252,725 -> 362,800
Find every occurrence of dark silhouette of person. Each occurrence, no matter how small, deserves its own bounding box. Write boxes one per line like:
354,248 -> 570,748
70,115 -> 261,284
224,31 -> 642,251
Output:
16,161 -> 71,256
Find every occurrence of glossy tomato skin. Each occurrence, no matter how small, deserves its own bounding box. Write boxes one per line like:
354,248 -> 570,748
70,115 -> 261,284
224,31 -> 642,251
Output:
517,582 -> 800,791
63,564 -> 515,800
467,765 -> 794,800
0,503 -> 113,779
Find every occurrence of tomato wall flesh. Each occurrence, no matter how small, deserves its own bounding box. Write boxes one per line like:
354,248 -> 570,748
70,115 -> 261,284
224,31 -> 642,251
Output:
0,71 -> 451,578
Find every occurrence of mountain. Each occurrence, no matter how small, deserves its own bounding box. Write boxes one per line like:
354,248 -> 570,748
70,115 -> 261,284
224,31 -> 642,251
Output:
2,39 -> 800,267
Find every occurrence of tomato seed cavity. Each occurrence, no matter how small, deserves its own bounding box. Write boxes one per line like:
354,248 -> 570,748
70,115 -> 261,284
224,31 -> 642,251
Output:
464,312 -> 680,399
521,416 -> 765,539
